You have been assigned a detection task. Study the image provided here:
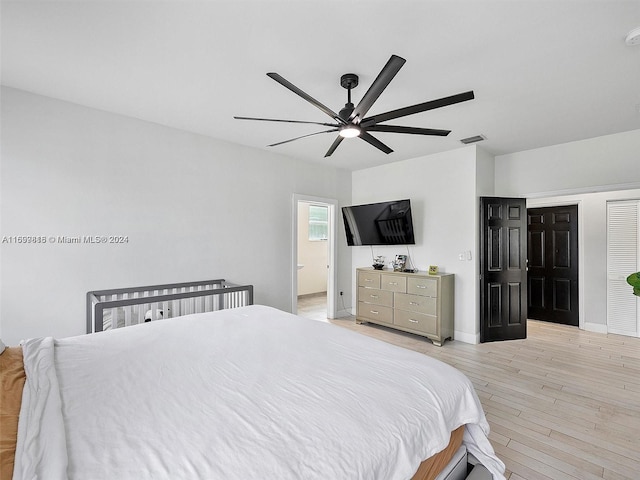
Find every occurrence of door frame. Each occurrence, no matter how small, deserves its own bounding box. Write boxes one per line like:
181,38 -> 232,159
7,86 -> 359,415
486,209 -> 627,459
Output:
291,194 -> 338,319
526,198 -> 585,329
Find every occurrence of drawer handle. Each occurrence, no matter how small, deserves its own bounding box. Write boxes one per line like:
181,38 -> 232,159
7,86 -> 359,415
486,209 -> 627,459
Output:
409,301 -> 419,305
388,282 -> 398,286
408,318 -> 419,323
365,279 -> 373,282
370,295 -> 379,299
370,310 -> 379,315
416,285 -> 427,289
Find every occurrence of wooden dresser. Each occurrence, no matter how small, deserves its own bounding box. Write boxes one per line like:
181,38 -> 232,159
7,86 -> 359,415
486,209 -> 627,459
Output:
356,267 -> 454,346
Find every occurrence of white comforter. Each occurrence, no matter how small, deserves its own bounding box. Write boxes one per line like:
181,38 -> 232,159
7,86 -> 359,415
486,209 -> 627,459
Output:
14,305 -> 505,480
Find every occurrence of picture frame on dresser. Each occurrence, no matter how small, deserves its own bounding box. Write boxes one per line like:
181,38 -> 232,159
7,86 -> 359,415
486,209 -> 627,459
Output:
356,267 -> 454,346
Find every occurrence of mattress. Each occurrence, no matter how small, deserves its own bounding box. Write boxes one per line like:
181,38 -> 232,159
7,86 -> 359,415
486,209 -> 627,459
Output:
5,305 -> 505,479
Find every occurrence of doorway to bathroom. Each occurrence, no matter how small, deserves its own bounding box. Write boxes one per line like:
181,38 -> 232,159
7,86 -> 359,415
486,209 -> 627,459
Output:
292,195 -> 337,321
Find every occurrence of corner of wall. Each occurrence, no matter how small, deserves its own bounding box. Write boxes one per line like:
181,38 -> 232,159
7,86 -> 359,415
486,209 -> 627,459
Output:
475,146 -> 496,196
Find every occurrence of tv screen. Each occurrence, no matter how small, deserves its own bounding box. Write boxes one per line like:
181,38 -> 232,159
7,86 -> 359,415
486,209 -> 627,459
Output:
342,199 -> 415,246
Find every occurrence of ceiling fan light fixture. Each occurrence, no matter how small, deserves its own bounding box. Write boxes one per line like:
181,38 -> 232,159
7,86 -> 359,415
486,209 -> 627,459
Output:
626,27 -> 640,46
238,55 -> 475,157
339,125 -> 361,138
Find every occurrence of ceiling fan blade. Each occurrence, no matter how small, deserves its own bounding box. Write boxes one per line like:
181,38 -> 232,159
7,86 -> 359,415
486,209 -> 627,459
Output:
234,116 -> 339,127
268,129 -> 339,147
366,125 -> 451,136
349,54 -> 406,124
359,131 -> 393,154
324,136 -> 344,157
267,73 -> 346,124
361,91 -> 475,127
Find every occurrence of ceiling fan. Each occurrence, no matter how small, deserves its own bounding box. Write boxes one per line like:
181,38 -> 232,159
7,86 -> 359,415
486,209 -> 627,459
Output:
234,54 -> 474,157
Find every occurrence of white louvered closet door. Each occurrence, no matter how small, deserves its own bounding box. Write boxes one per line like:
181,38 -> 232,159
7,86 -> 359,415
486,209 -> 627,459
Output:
606,200 -> 639,337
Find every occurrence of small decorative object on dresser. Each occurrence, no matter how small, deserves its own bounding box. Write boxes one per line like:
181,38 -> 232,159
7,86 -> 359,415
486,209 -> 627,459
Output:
356,267 -> 454,346
372,255 -> 385,270
392,254 -> 407,271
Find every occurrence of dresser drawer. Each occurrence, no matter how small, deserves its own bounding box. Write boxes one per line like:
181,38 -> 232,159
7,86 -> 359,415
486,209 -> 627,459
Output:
358,271 -> 381,289
394,309 -> 437,335
380,274 -> 407,293
357,303 -> 393,324
394,293 -> 436,315
358,287 -> 393,307
407,277 -> 438,297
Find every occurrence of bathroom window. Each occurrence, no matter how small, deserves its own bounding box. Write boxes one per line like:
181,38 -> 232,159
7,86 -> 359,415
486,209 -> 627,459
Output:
308,205 -> 328,241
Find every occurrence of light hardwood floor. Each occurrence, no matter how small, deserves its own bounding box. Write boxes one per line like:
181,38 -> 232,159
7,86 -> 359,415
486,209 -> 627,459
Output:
297,292 -> 332,321
298,295 -> 640,480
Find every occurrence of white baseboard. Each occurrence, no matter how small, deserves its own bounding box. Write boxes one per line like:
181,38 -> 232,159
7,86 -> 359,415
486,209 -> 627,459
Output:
584,322 -> 608,334
454,323 -> 608,343
333,308 -> 354,319
454,330 -> 480,345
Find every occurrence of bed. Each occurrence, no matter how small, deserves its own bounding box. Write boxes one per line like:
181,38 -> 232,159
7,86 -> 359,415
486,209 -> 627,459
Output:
1,305 -> 505,480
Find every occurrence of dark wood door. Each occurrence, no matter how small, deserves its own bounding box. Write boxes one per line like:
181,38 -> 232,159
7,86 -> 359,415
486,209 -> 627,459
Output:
480,197 -> 528,342
527,205 -> 579,326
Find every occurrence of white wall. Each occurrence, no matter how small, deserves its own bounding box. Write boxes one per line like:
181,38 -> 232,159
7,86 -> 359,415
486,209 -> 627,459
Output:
351,146 -> 480,343
495,129 -> 640,197
0,87 -> 352,344
495,129 -> 640,333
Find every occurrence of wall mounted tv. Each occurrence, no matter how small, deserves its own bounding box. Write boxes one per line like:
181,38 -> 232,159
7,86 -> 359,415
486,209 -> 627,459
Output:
342,199 -> 415,246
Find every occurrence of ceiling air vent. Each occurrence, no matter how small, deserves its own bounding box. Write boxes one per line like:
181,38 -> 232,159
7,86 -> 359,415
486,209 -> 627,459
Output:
460,134 -> 486,145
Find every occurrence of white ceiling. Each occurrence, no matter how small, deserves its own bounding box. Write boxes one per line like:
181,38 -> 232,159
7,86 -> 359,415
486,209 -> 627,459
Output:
2,0 -> 640,171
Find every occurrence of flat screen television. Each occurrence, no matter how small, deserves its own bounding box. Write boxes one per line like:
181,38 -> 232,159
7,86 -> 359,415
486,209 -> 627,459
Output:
342,199 -> 415,246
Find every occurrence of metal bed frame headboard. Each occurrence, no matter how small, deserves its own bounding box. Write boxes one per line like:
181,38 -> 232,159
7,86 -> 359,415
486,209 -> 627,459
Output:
87,279 -> 254,334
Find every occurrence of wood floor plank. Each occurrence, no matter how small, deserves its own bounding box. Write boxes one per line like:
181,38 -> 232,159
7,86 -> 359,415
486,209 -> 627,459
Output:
603,468 -> 639,480
487,409 -> 552,437
493,442 -> 577,480
488,420 -> 605,478
506,439 -> 604,480
549,431 -> 640,479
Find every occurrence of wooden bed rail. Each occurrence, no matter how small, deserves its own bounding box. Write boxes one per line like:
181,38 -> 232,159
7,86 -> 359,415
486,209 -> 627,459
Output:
86,279 -> 254,334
